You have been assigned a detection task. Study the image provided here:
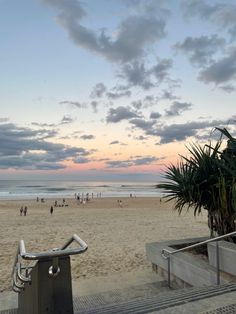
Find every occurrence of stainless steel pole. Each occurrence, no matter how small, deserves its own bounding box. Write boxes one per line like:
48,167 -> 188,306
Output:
168,256 -> 171,288
216,241 -> 220,285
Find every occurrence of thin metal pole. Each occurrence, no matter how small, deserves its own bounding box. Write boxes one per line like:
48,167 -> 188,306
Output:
216,241 -> 220,285
168,256 -> 171,288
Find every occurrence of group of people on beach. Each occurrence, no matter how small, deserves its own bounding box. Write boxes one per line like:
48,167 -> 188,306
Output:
19,206 -> 28,216
36,197 -> 45,203
36,196 -> 69,216
53,199 -> 68,207
74,192 -> 102,205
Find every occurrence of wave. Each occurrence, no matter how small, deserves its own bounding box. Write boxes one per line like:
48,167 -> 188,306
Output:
0,180 -> 163,200
46,188 -> 69,192
21,185 -> 46,188
120,184 -> 156,188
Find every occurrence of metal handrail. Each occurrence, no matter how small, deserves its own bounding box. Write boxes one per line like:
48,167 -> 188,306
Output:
19,234 -> 87,260
17,263 -> 32,283
12,234 -> 88,292
162,230 -> 236,288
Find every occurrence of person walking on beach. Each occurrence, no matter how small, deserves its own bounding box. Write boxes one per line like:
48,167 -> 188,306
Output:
118,200 -> 123,208
20,206 -> 23,216
23,206 -> 27,216
50,206 -> 53,215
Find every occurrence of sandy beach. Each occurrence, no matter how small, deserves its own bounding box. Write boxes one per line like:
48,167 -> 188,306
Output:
0,197 -> 209,292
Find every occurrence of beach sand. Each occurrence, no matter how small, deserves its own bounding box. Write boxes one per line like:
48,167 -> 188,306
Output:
0,197 -> 209,292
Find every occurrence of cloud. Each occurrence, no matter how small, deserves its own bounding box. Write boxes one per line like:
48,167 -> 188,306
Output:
41,0 -> 86,19
106,106 -> 139,123
73,156 -> 90,164
119,61 -> 154,89
60,115 -> 75,124
182,0 -> 236,41
151,119 -> 236,144
90,83 -> 107,98
131,96 -> 158,109
106,160 -> 132,168
124,0 -> 170,18
130,118 -> 156,132
90,83 -> 132,100
144,95 -> 155,102
105,155 -> 160,168
90,101 -> 98,113
0,121 -> 92,170
0,118 -> 9,123
131,100 -> 143,110
175,35 -> 225,66
165,101 -> 192,117
150,112 -> 162,119
151,58 -> 173,82
59,100 -> 86,108
199,47 -> 236,84
42,0 -> 166,63
109,140 -> 119,145
80,134 -> 95,140
132,156 -> 160,165
118,58 -> 173,89
154,123 -> 196,143
106,90 -> 131,99
219,85 -> 236,93
160,90 -> 179,100
0,156 -> 66,170
32,122 -> 56,127
36,129 -> 58,139
134,135 -> 148,141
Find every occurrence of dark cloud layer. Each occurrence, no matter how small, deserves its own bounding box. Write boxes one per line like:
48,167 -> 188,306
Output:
152,119 -> 236,144
0,121 -> 92,170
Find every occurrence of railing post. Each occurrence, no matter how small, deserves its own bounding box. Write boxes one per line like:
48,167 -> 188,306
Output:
167,255 -> 171,288
13,234 -> 88,314
216,241 -> 220,285
18,256 -> 73,314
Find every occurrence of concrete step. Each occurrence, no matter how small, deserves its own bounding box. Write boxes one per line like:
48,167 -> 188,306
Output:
201,303 -> 236,314
74,283 -> 236,314
73,280 -> 170,313
1,282 -> 236,313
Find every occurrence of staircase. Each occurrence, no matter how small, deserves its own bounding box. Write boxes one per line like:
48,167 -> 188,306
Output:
73,283 -> 236,314
1,282 -> 236,314
5,234 -> 236,313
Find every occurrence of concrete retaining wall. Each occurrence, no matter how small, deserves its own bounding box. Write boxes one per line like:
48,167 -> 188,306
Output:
146,237 -> 228,287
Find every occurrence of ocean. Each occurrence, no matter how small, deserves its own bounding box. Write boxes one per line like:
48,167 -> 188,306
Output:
0,180 -> 163,200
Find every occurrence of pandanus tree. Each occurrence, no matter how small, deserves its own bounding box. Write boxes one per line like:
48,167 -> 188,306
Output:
158,128 -> 236,239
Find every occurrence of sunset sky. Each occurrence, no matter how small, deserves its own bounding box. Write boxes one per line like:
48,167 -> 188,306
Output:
1,0 -> 236,181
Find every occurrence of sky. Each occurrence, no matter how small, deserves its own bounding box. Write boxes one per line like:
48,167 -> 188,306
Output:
0,0 -> 236,181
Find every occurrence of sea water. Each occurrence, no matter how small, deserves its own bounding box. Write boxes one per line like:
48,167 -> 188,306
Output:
0,180 -> 164,200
